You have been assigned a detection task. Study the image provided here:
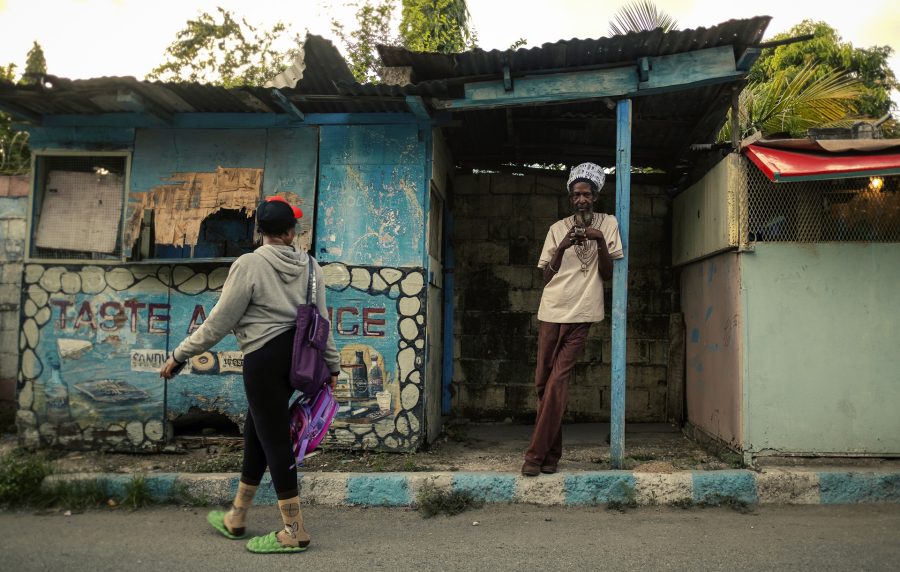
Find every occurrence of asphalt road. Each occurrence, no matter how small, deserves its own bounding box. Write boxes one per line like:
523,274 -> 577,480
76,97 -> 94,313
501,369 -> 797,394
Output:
1,504 -> 898,571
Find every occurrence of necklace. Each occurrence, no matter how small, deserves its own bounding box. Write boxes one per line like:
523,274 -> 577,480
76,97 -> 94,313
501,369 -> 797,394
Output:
565,213 -> 602,274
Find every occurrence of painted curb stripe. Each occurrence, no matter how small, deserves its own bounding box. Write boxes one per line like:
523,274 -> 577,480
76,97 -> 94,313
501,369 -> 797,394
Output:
44,470 -> 900,507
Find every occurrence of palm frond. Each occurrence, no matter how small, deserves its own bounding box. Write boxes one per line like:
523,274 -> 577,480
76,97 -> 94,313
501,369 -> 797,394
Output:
608,1 -> 679,36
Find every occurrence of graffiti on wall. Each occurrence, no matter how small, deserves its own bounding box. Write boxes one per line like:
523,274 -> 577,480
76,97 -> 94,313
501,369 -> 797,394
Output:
17,262 -> 427,452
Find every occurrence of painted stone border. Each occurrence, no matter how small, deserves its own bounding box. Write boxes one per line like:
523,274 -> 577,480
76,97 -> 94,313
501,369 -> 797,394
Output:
44,469 -> 900,507
319,262 -> 427,452
17,262 -> 428,453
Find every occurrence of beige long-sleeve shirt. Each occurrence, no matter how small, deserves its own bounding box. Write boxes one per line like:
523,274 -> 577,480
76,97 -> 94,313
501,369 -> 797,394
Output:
173,244 -> 340,373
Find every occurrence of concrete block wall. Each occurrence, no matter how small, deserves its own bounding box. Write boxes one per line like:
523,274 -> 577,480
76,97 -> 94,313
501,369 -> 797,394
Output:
0,175 -> 29,406
451,172 -> 677,423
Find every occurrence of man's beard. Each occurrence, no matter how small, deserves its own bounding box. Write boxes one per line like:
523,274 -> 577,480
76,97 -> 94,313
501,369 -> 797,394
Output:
574,208 -> 594,228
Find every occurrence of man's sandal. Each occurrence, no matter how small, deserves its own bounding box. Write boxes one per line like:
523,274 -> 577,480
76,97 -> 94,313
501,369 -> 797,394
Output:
246,531 -> 309,554
206,510 -> 246,540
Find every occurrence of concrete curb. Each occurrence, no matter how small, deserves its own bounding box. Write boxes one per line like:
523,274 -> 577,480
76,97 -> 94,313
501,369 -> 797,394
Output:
44,469 -> 900,507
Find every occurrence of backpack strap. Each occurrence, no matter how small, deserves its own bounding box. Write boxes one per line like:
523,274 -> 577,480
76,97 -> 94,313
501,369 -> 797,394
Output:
306,261 -> 317,305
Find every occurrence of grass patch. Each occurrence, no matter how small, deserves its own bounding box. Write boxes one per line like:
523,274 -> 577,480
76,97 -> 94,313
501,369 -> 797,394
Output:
416,483 -> 483,518
36,478 -> 110,511
606,481 -> 639,513
0,449 -> 53,508
120,475 -> 155,510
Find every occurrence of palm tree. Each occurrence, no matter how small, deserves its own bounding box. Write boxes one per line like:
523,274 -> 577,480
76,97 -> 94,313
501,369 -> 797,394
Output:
608,0 -> 678,36
718,63 -> 864,141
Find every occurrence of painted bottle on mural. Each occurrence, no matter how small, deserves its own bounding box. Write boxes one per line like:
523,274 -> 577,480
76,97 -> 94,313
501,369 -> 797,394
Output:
348,351 -> 369,399
368,355 -> 383,398
44,352 -> 71,425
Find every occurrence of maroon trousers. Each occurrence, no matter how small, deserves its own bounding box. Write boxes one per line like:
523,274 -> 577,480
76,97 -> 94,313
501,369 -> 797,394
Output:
524,321 -> 591,467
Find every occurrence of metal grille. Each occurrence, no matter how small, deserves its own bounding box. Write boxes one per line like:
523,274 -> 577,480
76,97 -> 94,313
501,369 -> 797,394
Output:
31,154 -> 127,261
744,156 -> 900,243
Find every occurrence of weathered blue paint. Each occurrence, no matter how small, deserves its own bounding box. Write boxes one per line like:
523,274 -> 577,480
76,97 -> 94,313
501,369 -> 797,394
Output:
269,89 -> 305,121
610,98 -> 632,469
818,472 -> 900,504
441,208 -> 455,415
347,474 -> 409,506
38,113 -> 424,130
316,125 -> 426,267
452,473 -> 516,503
437,46 -> 741,111
405,96 -> 431,120
564,473 -> 636,505
26,126 -> 135,150
692,471 -> 758,505
165,289 -> 247,420
262,127 -> 320,242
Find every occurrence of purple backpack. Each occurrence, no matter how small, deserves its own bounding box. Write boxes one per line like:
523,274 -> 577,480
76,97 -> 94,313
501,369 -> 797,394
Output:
289,385 -> 338,467
290,264 -> 332,396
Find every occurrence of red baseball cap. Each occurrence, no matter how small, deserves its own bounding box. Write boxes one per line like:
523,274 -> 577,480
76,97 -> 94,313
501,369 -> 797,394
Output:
256,196 -> 302,233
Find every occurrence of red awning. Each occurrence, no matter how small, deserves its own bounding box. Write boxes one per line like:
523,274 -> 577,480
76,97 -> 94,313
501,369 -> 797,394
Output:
744,144 -> 900,183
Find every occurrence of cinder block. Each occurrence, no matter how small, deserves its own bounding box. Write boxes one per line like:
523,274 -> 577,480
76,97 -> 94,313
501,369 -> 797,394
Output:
0,284 -> 21,305
507,289 -> 542,312
534,175 -> 566,195
530,195 -> 559,218
8,176 -> 29,197
453,217 -> 490,241
491,175 -> 536,195
601,338 -> 650,364
0,263 -> 23,285
453,174 -> 491,195
652,197 -> 670,217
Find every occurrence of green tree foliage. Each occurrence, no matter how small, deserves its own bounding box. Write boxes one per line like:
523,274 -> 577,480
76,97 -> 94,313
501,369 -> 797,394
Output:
399,0 -> 474,53
751,20 -> 898,119
719,63 -> 863,141
331,0 -> 397,83
20,41 -> 47,85
608,0 -> 678,36
147,7 -> 299,87
0,43 -> 44,174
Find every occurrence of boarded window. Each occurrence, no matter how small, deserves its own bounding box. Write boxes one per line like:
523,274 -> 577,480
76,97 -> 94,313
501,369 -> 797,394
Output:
31,154 -> 128,261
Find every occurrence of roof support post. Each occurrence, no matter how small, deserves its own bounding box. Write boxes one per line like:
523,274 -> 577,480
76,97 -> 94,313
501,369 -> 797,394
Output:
270,89 -> 305,121
610,98 -> 632,469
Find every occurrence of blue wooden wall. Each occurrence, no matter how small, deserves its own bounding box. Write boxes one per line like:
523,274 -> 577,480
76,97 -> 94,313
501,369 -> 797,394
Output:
18,120 -> 431,451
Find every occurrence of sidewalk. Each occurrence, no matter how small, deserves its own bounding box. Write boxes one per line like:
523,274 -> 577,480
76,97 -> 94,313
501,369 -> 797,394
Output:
39,422 -> 900,508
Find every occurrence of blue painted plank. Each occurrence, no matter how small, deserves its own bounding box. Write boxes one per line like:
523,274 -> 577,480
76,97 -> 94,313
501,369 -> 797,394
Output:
315,125 -> 426,267
438,46 -> 740,111
39,112 -> 426,130
610,99 -> 632,469
26,126 -> 135,150
441,211 -> 454,414
263,127 -> 319,242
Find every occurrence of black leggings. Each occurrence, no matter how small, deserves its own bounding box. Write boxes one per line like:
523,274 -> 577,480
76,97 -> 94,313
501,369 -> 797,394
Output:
240,328 -> 297,500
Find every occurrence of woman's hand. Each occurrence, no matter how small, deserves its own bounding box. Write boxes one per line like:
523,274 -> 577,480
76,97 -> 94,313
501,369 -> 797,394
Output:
329,375 -> 338,389
159,356 -> 184,379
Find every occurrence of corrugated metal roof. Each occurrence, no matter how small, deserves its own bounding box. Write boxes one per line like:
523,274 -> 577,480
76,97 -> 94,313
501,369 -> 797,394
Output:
0,19 -> 772,177
377,16 -> 770,81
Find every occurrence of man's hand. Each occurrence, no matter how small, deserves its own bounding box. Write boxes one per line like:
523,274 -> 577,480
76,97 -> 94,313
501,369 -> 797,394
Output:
583,228 -> 605,243
159,356 -> 184,379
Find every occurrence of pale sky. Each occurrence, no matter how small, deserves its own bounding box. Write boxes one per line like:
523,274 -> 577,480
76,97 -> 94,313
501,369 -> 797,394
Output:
1,0 -> 898,108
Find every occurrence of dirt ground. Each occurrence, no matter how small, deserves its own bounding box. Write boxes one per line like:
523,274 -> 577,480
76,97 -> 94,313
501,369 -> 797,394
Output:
2,421 -> 743,475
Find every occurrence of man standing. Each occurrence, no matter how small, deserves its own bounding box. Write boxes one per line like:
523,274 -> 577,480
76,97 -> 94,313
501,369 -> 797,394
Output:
522,162 -> 624,477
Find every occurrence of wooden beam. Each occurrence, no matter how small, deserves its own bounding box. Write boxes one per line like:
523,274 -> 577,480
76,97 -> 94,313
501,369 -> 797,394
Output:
433,46 -> 743,111
405,95 -> 431,120
270,89 -> 305,121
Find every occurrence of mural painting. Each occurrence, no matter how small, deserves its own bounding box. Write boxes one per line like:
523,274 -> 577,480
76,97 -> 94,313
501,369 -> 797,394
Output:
17,262 -> 428,452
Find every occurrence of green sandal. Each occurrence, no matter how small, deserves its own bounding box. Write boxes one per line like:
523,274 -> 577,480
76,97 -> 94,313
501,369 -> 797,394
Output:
207,510 -> 246,540
246,531 -> 308,554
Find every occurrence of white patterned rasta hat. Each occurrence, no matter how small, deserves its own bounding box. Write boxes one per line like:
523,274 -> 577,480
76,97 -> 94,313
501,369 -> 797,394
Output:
567,162 -> 606,193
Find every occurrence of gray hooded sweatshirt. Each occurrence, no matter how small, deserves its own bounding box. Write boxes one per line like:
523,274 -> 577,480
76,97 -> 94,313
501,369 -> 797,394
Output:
173,244 -> 341,373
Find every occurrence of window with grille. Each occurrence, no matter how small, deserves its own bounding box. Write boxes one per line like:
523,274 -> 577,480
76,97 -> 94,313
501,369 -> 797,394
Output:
744,157 -> 900,243
30,152 -> 130,261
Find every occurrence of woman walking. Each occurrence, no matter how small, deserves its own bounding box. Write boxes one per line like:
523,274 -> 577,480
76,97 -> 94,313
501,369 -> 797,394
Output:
160,196 -> 341,553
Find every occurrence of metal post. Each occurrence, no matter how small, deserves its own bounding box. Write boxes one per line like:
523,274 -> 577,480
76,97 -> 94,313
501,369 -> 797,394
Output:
610,98 -> 632,469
